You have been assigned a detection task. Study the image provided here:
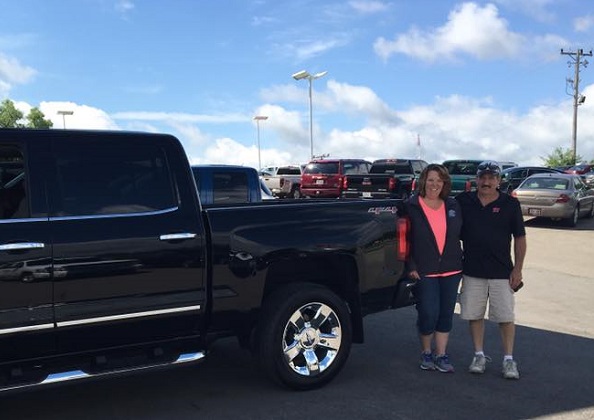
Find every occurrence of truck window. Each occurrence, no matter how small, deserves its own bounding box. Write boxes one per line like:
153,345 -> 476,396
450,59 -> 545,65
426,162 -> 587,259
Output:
212,171 -> 249,204
0,145 -> 29,220
53,141 -> 177,216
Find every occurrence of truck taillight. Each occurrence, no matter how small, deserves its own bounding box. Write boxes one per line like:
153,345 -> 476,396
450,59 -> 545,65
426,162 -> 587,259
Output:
411,178 -> 417,192
396,217 -> 410,261
464,180 -> 472,192
342,176 -> 348,189
388,178 -> 396,191
280,177 -> 285,188
556,194 -> 570,203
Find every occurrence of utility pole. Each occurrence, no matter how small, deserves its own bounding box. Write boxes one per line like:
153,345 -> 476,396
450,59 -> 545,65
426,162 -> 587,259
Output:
561,48 -> 592,164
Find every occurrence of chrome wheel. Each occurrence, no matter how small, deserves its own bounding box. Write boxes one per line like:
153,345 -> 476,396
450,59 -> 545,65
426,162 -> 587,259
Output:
283,302 -> 342,377
256,284 -> 352,390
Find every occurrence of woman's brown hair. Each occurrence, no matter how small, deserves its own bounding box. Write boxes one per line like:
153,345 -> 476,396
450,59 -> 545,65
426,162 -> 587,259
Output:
417,164 -> 451,200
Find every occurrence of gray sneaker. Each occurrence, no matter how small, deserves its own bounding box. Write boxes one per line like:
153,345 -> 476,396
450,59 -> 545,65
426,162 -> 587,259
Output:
420,352 -> 435,370
435,354 -> 455,373
468,354 -> 491,374
502,359 -> 520,379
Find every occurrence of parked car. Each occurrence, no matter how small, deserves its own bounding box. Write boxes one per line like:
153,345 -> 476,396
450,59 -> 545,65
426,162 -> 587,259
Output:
442,159 -> 484,196
342,158 -> 428,199
582,170 -> 594,188
300,159 -> 371,198
0,128 -> 414,392
261,165 -> 304,199
499,161 -> 518,170
511,173 -> 594,227
564,163 -> 593,175
499,166 -> 563,194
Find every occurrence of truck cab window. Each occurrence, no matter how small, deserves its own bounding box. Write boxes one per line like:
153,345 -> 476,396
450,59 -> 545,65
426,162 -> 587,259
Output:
213,171 -> 249,204
0,145 -> 29,220
53,141 -> 177,216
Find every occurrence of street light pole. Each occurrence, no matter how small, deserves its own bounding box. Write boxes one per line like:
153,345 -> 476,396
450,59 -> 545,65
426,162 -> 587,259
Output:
254,116 -> 268,170
292,70 -> 327,160
57,110 -> 74,129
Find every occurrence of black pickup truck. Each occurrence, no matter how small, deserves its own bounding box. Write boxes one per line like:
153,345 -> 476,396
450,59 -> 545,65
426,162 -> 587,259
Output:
0,129 -> 415,392
342,159 -> 428,199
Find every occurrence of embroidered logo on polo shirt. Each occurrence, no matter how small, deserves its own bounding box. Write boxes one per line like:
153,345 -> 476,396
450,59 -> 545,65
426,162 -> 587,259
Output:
493,207 -> 500,213
448,209 -> 456,218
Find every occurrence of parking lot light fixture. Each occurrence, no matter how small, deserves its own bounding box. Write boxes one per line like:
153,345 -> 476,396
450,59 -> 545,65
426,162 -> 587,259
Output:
57,110 -> 74,129
254,116 -> 268,170
292,70 -> 327,160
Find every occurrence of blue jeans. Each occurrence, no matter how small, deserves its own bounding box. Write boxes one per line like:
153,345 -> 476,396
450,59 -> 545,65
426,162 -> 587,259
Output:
415,273 -> 462,335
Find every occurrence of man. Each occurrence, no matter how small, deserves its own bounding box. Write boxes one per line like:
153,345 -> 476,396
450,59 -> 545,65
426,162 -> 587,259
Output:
456,161 -> 527,380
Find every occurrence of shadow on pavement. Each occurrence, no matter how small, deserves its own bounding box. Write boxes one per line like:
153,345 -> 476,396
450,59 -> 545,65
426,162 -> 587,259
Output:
1,307 -> 593,420
524,215 -> 594,231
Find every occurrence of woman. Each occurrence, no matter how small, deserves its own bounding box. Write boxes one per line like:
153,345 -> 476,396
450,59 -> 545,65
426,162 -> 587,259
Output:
406,164 -> 463,372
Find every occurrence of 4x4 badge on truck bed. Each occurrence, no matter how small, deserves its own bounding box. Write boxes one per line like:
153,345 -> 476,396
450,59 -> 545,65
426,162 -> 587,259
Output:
368,206 -> 398,215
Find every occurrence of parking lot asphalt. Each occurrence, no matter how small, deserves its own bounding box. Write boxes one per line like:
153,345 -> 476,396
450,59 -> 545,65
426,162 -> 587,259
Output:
1,216 -> 593,420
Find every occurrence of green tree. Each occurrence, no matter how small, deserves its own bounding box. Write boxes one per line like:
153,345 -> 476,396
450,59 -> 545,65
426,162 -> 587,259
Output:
26,107 -> 53,128
541,147 -> 582,167
0,99 -> 25,128
0,99 -> 53,129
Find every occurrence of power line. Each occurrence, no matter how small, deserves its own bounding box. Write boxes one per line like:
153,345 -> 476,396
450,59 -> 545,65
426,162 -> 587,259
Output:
560,48 -> 592,164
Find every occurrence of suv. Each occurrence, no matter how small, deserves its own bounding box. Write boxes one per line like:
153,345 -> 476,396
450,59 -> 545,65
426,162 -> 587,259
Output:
300,159 -> 371,198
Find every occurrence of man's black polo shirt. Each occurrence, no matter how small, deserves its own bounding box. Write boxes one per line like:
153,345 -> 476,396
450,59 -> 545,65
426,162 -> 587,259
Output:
456,191 -> 526,279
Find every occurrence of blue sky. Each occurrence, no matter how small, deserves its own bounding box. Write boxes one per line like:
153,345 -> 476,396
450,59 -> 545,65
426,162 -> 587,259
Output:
2,0 -> 594,168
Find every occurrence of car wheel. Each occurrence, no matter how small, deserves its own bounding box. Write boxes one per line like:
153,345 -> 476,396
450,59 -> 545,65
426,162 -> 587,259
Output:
567,206 -> 579,227
21,273 -> 35,283
291,186 -> 302,199
588,203 -> 594,219
255,283 -> 352,390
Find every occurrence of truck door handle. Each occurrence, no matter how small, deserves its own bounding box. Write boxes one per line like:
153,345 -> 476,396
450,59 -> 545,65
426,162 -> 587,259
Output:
0,242 -> 45,251
159,233 -> 197,241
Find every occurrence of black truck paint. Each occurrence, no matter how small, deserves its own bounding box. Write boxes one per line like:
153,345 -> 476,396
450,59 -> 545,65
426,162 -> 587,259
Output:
0,129 -> 414,391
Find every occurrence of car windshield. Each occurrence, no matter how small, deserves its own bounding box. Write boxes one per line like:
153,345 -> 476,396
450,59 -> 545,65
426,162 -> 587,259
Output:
522,178 -> 569,190
304,162 -> 339,175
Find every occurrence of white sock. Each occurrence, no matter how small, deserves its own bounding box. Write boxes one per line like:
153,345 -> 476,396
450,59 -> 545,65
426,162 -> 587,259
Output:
475,351 -> 485,357
503,355 -> 513,362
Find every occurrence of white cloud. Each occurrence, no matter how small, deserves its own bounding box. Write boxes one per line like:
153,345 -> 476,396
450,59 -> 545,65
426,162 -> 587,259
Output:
574,15 -> 594,32
349,1 -> 390,14
112,111 -> 248,124
493,0 -> 555,22
115,0 -> 134,14
0,53 -> 36,94
39,102 -> 119,130
374,2 -> 526,62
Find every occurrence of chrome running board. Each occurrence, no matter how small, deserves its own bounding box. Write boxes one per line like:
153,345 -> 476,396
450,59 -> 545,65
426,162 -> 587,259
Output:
1,351 -> 206,392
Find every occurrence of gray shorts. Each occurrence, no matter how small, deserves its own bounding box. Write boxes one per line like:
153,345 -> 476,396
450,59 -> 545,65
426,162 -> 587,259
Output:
459,275 -> 515,323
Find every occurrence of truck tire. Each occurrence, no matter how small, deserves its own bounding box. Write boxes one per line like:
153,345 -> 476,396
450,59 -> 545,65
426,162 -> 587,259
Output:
290,186 -> 302,199
256,284 -> 352,390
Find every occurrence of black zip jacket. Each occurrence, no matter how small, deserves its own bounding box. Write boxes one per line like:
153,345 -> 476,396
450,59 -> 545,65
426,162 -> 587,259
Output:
404,195 -> 463,276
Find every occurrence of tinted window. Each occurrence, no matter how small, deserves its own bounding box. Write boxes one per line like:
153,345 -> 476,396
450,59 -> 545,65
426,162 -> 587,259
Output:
277,167 -> 302,175
443,161 -> 480,175
343,162 -> 367,175
370,161 -> 410,174
0,145 -> 29,219
212,171 -> 249,203
304,162 -> 339,175
53,140 -> 176,216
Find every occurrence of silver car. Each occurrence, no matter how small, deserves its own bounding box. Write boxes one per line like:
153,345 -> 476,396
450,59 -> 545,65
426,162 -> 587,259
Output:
512,173 -> 594,227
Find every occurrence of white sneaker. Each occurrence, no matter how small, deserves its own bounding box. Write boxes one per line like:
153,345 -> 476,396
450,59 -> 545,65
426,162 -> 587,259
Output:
502,359 -> 520,380
468,354 -> 491,374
